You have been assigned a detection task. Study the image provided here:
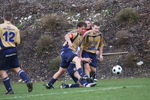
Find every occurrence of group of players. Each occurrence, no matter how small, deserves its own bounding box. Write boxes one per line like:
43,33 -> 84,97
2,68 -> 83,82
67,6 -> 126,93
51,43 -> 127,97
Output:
0,12 -> 104,94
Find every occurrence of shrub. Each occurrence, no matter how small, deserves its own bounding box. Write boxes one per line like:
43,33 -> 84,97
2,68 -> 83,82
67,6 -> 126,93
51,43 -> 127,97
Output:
36,34 -> 53,54
123,52 -> 138,68
48,56 -> 60,70
40,14 -> 66,31
115,30 -> 131,46
116,8 -> 139,24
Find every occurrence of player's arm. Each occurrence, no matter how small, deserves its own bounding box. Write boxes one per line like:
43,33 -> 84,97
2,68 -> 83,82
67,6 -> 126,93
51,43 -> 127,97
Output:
64,32 -> 73,46
99,46 -> 104,62
99,37 -> 105,62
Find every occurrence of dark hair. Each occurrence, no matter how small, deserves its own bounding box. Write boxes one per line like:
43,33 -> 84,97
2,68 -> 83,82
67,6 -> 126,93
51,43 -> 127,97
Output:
77,22 -> 87,28
93,22 -> 100,26
3,12 -> 13,21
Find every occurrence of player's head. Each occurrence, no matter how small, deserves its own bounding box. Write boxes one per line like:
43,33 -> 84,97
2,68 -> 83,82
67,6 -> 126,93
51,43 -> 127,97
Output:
76,22 -> 87,33
85,20 -> 92,30
3,12 -> 13,21
92,22 -> 100,33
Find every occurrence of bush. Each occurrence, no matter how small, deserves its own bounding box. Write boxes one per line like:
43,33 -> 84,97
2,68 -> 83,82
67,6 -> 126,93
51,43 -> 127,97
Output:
116,8 -> 139,24
36,34 -> 53,54
115,30 -> 131,46
123,52 -> 138,68
40,14 -> 66,31
48,56 -> 60,70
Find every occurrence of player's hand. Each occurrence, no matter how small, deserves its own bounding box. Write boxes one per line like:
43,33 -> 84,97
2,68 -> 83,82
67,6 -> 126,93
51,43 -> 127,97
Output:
99,55 -> 104,62
68,41 -> 73,47
83,58 -> 92,63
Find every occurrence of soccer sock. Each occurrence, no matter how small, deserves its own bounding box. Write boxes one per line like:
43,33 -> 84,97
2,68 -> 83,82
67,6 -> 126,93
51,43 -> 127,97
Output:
79,80 -> 88,86
69,84 -> 80,88
3,77 -> 13,92
18,70 -> 30,83
77,68 -> 84,77
90,71 -> 96,79
48,78 -> 57,87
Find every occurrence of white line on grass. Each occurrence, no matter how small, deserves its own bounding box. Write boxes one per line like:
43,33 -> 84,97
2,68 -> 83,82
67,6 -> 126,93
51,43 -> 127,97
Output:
0,85 -> 143,100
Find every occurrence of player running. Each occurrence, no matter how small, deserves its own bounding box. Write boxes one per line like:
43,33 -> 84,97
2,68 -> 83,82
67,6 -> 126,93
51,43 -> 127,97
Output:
0,12 -> 33,94
46,22 -> 93,89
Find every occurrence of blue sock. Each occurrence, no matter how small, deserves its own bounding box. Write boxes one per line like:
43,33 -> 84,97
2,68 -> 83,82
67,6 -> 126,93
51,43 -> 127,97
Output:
79,80 -> 88,86
63,84 -> 80,88
48,78 -> 57,87
3,77 -> 13,92
69,84 -> 80,88
18,70 -> 30,83
77,68 -> 84,77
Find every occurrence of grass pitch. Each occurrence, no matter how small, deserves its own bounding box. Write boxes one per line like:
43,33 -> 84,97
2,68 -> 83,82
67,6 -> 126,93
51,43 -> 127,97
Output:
0,77 -> 150,100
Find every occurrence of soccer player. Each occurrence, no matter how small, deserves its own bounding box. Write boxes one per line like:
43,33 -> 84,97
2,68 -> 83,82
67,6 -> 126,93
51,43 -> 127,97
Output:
0,12 -> 33,94
60,60 -> 96,89
46,22 -> 92,89
81,22 -> 104,81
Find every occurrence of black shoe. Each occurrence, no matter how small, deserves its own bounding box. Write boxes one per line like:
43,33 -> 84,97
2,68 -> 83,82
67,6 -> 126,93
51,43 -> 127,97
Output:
5,90 -> 14,95
44,84 -> 54,89
27,82 -> 33,92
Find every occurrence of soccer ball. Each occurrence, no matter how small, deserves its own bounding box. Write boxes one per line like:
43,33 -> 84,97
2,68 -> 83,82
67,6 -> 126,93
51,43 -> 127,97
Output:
112,65 -> 122,74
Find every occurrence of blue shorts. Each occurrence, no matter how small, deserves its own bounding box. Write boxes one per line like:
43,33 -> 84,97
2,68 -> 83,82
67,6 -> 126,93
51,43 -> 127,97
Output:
0,47 -> 19,70
60,48 -> 77,68
67,63 -> 78,83
82,50 -> 97,68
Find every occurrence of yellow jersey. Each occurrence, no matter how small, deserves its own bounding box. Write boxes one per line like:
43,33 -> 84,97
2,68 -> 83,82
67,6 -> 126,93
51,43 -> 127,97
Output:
81,30 -> 104,53
0,23 -> 20,49
63,30 -> 83,52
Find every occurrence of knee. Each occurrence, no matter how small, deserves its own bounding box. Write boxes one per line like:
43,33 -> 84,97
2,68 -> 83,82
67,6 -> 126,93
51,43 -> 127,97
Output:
13,67 -> 21,73
58,68 -> 66,74
0,71 -> 8,78
73,56 -> 81,63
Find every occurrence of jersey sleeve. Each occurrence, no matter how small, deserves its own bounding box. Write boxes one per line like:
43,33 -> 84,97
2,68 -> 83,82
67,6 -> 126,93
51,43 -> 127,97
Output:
99,36 -> 105,47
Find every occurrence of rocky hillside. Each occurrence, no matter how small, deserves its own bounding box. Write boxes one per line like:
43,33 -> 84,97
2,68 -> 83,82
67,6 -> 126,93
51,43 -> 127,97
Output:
0,0 -> 150,81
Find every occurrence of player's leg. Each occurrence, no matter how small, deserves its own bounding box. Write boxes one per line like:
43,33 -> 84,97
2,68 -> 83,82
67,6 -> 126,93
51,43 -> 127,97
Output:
0,50 -> 14,94
90,67 -> 97,81
82,50 -> 91,78
46,49 -> 70,89
84,63 -> 91,78
72,56 -> 84,77
46,67 -> 67,89
90,53 -> 97,82
60,83 -> 80,88
0,70 -> 14,94
13,67 -> 33,92
13,67 -> 31,83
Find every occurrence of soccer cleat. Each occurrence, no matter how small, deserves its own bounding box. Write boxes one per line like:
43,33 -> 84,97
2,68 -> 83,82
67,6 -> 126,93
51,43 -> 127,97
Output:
85,82 -> 97,87
45,84 -> 54,89
5,90 -> 14,95
93,78 -> 98,82
26,82 -> 33,92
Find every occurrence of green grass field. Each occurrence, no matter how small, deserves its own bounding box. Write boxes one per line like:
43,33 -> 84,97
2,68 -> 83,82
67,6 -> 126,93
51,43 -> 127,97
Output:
0,77 -> 150,100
